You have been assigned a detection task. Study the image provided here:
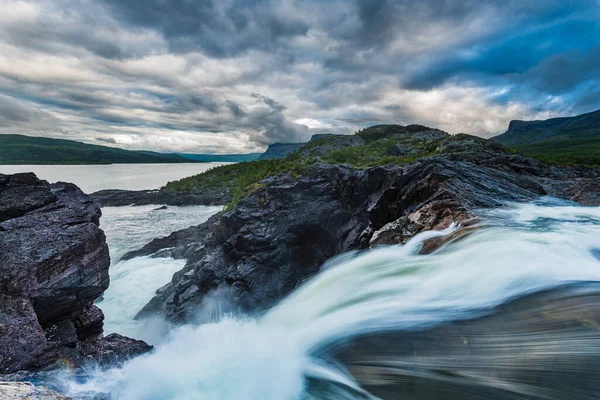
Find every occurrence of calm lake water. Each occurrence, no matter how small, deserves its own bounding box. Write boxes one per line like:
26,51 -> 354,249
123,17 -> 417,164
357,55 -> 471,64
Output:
0,163 -> 230,193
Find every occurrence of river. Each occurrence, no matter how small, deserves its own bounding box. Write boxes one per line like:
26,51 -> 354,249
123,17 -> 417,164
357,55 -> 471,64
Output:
63,199 -> 600,399
3,164 -> 600,399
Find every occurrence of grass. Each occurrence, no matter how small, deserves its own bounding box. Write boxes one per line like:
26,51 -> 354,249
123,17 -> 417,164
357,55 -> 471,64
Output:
508,137 -> 600,167
165,126 -> 450,210
165,151 -> 314,210
0,134 -> 193,164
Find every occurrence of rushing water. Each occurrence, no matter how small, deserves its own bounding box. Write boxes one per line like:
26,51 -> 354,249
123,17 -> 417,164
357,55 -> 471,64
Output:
56,198 -> 600,400
0,163 -> 229,193
98,205 -> 222,341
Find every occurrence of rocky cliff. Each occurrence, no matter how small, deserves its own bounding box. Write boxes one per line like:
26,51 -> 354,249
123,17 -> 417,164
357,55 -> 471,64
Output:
494,108 -> 600,146
0,173 -> 151,374
128,132 -> 600,323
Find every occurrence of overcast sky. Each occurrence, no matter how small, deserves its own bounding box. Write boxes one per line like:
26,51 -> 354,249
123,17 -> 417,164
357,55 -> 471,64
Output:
1,0 -> 599,153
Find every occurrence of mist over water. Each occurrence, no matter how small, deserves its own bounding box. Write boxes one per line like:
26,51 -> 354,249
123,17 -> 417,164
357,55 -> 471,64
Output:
98,205 -> 221,340
63,199 -> 600,399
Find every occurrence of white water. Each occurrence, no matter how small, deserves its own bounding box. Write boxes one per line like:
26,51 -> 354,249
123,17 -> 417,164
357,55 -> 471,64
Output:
0,163 -> 230,193
98,205 -> 222,340
63,199 -> 600,399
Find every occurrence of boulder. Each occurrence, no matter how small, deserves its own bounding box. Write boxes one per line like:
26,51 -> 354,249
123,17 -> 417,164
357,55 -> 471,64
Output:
134,150 -> 567,323
0,173 -> 151,374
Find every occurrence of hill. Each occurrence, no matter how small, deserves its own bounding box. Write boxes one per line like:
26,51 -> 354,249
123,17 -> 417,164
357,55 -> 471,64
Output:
164,124 -> 503,209
178,153 -> 261,162
493,109 -> 600,165
257,134 -> 335,160
0,134 -> 257,165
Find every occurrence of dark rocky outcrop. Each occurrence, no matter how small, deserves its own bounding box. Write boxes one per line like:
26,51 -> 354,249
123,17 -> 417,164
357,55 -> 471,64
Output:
131,134 -> 599,323
0,173 -> 151,374
90,187 -> 230,207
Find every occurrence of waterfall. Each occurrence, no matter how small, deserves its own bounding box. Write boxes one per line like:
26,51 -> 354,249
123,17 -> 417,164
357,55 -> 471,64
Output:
62,199 -> 600,399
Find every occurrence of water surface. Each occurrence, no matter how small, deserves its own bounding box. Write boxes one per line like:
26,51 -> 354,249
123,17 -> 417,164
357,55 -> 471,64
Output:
0,163 -> 229,193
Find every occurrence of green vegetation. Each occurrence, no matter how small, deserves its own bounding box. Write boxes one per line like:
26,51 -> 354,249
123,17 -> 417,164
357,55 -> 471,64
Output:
177,153 -> 262,162
166,125 -> 453,209
0,134 -> 259,165
509,137 -> 600,166
0,134 -> 197,164
166,152 -> 314,210
493,109 -> 600,166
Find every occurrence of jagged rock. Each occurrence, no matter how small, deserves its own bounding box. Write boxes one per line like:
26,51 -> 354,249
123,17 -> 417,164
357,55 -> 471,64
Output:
0,382 -> 69,399
78,334 -> 152,367
0,173 -> 151,374
0,296 -> 53,374
134,148 -> 583,323
0,177 -> 109,322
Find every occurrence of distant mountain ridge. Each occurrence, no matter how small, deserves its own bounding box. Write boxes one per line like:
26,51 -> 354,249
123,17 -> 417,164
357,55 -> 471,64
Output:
0,134 -> 259,165
494,109 -> 600,146
177,153 -> 261,162
493,109 -> 600,165
258,134 -> 334,160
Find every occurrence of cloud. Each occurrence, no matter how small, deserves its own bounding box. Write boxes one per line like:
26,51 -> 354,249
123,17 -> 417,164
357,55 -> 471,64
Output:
0,0 -> 598,152
0,94 -> 59,131
95,137 -> 117,144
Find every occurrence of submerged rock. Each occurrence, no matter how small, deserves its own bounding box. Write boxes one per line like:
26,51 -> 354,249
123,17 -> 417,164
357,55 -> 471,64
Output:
130,137 -> 600,323
0,173 -> 151,374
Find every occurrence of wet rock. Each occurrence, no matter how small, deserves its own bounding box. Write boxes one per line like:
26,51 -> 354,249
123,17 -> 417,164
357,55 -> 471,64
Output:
79,334 -> 152,367
0,177 -> 109,323
136,153 -> 559,322
0,295 -> 52,374
0,173 -> 151,374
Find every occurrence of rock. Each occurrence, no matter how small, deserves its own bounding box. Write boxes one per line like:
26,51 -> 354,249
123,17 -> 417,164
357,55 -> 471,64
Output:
89,187 -> 230,207
0,296 -> 52,374
135,149 -> 569,323
73,305 -> 104,339
0,173 -> 151,374
0,382 -> 69,399
79,334 -> 152,367
0,177 -> 109,323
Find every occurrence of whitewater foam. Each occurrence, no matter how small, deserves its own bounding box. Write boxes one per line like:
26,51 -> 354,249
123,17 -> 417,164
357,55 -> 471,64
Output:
63,200 -> 600,399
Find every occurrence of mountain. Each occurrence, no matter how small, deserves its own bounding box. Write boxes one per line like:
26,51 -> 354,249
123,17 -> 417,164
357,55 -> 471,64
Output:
178,153 -> 261,162
493,109 -> 600,165
257,142 -> 305,160
258,134 -> 335,160
0,134 -> 257,165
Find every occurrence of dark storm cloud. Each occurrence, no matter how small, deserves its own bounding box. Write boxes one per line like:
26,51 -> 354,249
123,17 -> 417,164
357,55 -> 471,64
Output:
0,0 -> 599,152
0,95 -> 56,127
98,0 -> 309,57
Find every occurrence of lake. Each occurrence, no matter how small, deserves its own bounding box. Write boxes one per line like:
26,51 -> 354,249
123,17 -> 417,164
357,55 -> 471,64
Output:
0,162 -> 230,193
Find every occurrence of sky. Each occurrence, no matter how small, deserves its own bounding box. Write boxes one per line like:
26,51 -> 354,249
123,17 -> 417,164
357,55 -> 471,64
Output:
0,0 -> 599,154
